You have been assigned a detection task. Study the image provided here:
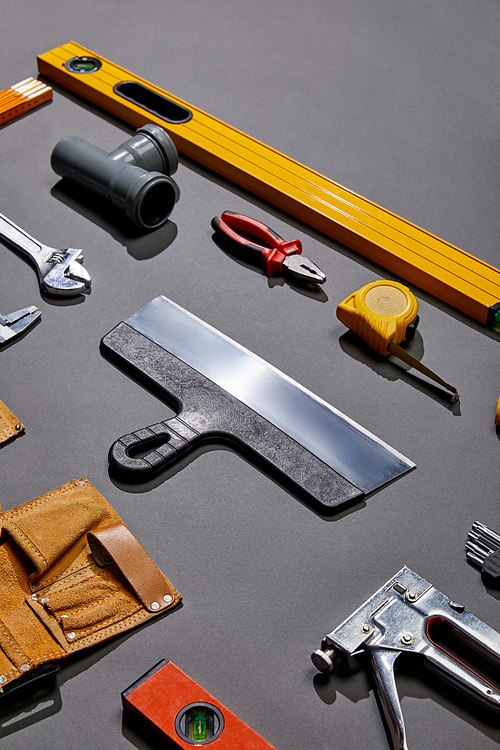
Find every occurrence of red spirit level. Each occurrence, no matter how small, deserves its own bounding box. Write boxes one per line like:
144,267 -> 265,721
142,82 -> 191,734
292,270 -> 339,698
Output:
122,660 -> 277,749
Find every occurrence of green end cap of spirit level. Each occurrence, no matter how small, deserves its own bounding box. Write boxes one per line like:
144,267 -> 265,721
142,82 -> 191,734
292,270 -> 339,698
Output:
488,303 -> 500,329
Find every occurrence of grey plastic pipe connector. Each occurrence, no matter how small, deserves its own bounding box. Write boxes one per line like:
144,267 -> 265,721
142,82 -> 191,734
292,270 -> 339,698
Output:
51,124 -> 180,230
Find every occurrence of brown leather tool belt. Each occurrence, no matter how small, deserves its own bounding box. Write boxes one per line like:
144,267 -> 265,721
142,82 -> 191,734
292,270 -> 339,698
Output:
0,478 -> 181,692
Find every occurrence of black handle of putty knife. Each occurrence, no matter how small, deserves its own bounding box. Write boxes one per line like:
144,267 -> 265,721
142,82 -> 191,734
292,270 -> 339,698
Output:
109,416 -> 200,479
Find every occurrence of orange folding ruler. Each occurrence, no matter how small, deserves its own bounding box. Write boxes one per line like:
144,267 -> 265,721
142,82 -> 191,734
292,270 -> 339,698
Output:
0,77 -> 52,126
37,41 -> 500,328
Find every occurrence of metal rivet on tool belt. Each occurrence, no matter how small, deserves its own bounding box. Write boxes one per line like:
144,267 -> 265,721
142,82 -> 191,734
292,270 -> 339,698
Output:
31,581 -> 40,590
362,624 -> 371,633
150,602 -> 160,611
401,633 -> 413,645
163,594 -> 173,604
67,632 -> 76,640
78,480 -> 86,486
20,664 -> 29,672
0,676 -> 6,685
31,593 -> 38,600
14,424 -> 22,431
406,591 -> 418,601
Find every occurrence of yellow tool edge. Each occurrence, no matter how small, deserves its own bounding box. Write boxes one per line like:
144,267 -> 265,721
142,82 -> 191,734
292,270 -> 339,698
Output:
37,43 -> 499,303
37,43 -> 495,293
37,42 -> 500,326
36,42 -> 499,293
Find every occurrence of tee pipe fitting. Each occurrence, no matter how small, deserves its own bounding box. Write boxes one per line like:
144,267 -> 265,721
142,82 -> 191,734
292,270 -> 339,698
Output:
51,124 -> 180,230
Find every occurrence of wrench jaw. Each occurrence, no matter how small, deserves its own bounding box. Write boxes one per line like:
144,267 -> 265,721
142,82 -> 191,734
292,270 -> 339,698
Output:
41,248 -> 92,296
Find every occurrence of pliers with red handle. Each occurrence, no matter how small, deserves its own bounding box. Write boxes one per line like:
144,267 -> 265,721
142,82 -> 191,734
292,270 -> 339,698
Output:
211,211 -> 326,284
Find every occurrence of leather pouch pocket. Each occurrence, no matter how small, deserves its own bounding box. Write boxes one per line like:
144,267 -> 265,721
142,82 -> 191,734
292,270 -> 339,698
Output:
25,520 -> 181,651
29,564 -> 143,646
1,479 -> 111,578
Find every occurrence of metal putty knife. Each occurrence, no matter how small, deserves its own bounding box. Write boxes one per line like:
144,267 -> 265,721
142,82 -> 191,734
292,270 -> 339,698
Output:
101,296 -> 414,512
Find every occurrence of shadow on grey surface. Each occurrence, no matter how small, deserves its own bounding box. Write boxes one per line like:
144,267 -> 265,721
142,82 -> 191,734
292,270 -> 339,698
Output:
108,432 -> 367,523
211,231 -> 329,302
0,604 -> 181,739
313,648 -> 500,747
123,710 -> 180,750
0,314 -> 42,350
51,180 -> 178,260
338,330 -> 461,414
0,242 -> 88,307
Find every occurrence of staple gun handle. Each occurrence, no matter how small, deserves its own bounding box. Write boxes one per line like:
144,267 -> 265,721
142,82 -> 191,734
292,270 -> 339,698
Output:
108,417 -> 201,480
371,649 -> 409,750
370,618 -> 500,750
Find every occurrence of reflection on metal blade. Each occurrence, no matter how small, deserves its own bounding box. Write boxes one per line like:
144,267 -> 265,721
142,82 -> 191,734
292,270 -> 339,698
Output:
126,296 -> 414,493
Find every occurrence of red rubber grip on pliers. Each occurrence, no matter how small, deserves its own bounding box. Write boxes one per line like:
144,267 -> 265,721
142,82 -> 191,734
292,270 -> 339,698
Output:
212,211 -> 302,276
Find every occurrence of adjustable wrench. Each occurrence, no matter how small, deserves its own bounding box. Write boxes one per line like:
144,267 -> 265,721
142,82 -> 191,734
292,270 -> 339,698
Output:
0,212 -> 91,296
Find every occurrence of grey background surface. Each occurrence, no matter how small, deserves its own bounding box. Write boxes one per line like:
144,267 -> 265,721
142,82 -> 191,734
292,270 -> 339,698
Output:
0,1 -> 499,748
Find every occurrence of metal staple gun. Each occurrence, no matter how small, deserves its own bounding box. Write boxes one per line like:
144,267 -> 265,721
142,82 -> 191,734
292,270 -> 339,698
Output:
311,566 -> 500,749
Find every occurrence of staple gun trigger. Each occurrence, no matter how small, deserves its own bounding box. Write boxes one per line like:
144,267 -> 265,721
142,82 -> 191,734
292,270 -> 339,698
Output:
0,212 -> 91,296
312,566 -> 500,750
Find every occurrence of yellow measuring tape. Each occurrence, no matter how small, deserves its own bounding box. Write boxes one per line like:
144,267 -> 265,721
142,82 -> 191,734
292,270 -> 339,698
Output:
0,77 -> 52,126
337,280 -> 458,399
37,42 -> 500,328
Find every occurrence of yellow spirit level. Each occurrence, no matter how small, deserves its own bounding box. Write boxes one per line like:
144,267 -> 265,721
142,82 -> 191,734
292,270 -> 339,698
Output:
37,42 -> 500,328
337,280 -> 458,399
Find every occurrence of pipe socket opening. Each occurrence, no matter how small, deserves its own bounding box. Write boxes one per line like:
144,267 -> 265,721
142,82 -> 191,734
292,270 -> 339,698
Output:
135,178 -> 179,229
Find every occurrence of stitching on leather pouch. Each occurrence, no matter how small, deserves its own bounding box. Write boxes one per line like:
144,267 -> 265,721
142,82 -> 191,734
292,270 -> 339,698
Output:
69,609 -> 152,647
35,561 -> 96,589
64,591 -> 132,617
0,622 -> 30,664
42,565 -> 99,594
4,649 -> 63,681
1,490 -> 71,522
7,519 -> 48,568
1,481 -> 96,522
59,597 -> 143,639
2,667 -> 19,681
